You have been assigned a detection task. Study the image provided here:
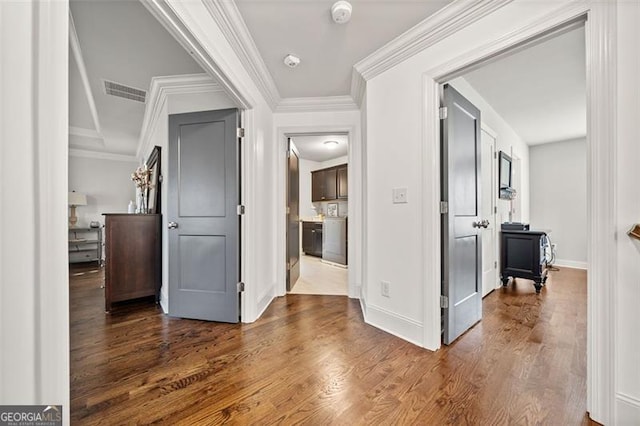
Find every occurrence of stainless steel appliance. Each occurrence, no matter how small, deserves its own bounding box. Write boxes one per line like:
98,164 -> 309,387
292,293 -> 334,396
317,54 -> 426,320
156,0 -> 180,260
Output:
322,217 -> 347,265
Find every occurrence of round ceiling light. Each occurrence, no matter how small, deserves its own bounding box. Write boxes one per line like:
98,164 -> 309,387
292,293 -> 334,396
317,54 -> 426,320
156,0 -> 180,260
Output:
283,54 -> 301,68
331,1 -> 352,24
324,140 -> 339,149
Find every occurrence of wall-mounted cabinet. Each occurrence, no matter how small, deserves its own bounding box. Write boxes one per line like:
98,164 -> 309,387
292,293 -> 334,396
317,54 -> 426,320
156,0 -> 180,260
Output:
311,164 -> 347,202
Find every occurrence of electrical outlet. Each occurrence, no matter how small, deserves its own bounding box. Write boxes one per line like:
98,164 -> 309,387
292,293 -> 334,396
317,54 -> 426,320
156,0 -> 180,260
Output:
392,187 -> 408,204
381,280 -> 390,297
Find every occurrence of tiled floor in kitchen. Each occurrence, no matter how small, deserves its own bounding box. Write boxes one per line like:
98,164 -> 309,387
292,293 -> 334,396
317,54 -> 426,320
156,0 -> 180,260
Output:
288,254 -> 348,296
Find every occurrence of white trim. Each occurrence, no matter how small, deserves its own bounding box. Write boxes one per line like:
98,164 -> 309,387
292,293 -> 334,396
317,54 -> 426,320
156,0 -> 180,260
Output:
276,96 -> 359,113
68,126 -> 103,140
69,10 -> 102,138
140,0 -> 252,110
363,304 -> 425,348
616,392 -> 640,422
275,124 -> 363,301
553,259 -> 588,270
201,0 -> 280,110
350,71 -> 366,107
353,0 -> 513,82
136,73 -> 223,159
69,148 -> 137,163
421,1 -> 615,423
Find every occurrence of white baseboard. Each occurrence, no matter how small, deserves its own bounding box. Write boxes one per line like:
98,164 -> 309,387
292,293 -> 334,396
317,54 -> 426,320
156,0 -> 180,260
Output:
616,392 -> 640,424
160,290 -> 168,314
362,303 -> 424,347
349,285 -> 361,299
552,259 -> 588,270
253,288 -> 274,322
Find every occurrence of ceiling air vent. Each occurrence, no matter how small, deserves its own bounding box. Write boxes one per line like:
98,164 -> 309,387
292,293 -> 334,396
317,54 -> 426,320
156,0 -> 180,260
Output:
103,79 -> 147,103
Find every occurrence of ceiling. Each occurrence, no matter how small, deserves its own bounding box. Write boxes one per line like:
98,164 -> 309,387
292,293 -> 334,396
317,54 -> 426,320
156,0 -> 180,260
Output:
235,0 -> 451,98
461,26 -> 586,145
69,0 -> 204,156
292,134 -> 348,162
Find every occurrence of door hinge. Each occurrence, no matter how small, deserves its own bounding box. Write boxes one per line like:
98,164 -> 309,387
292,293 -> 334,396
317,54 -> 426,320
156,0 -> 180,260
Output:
237,128 -> 245,138
237,282 -> 245,292
286,206 -> 290,215
440,201 -> 448,214
494,206 -> 497,214
494,151 -> 497,159
439,107 -> 448,120
440,295 -> 448,309
494,261 -> 498,269
237,205 -> 245,215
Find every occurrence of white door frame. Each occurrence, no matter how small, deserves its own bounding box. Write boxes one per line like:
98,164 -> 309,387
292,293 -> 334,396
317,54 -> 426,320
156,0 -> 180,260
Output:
422,2 -> 614,422
275,124 -> 363,299
480,124 -> 499,294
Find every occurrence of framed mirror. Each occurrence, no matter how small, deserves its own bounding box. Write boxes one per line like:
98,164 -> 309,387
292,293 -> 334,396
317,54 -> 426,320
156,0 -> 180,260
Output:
145,146 -> 161,214
498,150 -> 512,199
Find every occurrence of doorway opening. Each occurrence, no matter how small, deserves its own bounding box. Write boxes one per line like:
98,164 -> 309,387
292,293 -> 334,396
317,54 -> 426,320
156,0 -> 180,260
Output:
438,17 -> 588,353
286,133 -> 350,296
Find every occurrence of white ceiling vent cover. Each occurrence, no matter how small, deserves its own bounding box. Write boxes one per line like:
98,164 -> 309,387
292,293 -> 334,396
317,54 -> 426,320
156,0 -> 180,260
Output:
103,80 -> 147,103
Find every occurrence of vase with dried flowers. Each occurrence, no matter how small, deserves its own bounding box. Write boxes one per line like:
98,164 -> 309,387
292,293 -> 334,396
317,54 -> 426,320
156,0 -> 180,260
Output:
131,165 -> 153,214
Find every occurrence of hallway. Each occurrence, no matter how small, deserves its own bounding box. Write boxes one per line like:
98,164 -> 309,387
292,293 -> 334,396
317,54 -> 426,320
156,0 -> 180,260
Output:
70,265 -> 591,424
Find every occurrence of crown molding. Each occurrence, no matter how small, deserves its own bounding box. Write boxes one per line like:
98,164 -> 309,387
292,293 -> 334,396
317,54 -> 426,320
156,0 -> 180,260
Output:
69,126 -> 103,140
69,148 -> 137,163
350,70 -> 366,107
202,0 -> 281,110
353,0 -> 513,82
276,96 -> 359,113
69,11 -> 102,137
136,73 -> 223,159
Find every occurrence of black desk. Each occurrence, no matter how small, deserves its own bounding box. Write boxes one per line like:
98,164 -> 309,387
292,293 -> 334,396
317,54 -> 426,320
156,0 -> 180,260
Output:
500,230 -> 548,293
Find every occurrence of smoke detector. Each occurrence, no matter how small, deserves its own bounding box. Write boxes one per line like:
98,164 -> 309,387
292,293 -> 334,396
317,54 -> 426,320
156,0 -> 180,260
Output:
331,1 -> 352,24
283,54 -> 301,68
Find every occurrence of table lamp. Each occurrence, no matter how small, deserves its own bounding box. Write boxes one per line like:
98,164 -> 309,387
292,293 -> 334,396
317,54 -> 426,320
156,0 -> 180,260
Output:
68,191 -> 87,228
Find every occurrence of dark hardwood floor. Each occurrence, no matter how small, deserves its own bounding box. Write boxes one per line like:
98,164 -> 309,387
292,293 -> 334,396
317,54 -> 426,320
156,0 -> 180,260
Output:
70,264 -> 594,425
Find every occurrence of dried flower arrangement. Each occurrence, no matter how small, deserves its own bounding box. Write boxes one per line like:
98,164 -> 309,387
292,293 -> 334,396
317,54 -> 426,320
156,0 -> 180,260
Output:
131,166 -> 153,190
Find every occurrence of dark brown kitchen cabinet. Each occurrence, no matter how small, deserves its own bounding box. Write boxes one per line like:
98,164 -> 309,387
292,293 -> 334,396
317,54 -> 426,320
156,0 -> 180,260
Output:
302,221 -> 323,257
337,166 -> 348,199
102,214 -> 161,312
311,164 -> 346,202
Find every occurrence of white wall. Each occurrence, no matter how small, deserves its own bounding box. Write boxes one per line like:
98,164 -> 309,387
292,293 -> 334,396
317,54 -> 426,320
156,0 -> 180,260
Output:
68,156 -> 138,228
529,138 -> 587,268
616,0 -> 640,421
0,0 -> 69,421
449,77 -> 530,224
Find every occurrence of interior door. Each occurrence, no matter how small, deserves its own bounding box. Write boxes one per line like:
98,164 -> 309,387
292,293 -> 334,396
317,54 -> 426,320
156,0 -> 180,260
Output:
168,108 -> 240,323
287,139 -> 300,291
481,129 -> 497,297
441,84 -> 483,345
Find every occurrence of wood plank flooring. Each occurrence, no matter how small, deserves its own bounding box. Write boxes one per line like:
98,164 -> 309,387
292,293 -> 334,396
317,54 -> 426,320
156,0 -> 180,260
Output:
70,264 -> 595,425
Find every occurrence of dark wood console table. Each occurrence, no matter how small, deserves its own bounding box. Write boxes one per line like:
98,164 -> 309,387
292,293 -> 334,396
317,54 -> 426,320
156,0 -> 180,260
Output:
500,230 -> 548,293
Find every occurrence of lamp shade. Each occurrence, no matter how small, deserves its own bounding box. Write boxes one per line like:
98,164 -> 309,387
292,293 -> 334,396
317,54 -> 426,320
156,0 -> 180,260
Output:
68,192 -> 87,206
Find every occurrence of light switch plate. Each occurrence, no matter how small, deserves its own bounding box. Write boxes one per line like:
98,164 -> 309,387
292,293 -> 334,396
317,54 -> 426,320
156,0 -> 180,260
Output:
393,187 -> 408,204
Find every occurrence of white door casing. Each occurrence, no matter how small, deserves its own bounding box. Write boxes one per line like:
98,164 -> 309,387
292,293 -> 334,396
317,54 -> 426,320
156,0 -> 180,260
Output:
480,127 -> 498,297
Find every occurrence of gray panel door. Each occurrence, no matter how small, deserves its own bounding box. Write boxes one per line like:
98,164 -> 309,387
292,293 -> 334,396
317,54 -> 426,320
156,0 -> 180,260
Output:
168,108 -> 240,323
287,139 -> 300,291
442,84 -> 483,344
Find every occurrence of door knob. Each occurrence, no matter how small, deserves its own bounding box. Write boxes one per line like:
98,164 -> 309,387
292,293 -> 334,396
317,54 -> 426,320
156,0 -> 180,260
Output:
168,222 -> 178,229
473,220 -> 490,229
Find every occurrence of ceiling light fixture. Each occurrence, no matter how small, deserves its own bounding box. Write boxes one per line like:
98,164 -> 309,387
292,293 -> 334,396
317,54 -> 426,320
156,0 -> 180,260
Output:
283,54 -> 301,68
331,1 -> 352,24
324,140 -> 339,149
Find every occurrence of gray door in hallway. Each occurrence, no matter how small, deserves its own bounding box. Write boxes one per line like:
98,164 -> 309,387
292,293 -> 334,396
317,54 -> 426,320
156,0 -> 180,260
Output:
168,108 -> 240,323
287,138 -> 300,291
441,84 -> 483,344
